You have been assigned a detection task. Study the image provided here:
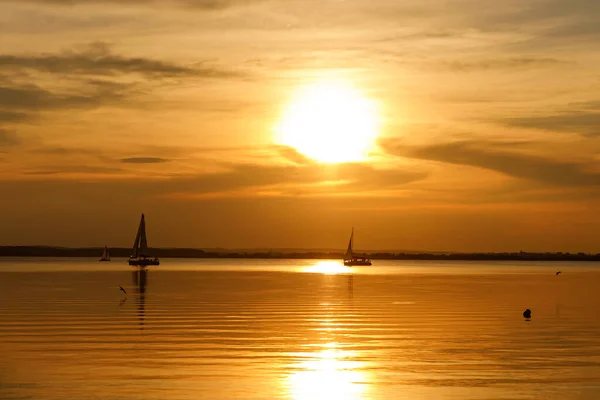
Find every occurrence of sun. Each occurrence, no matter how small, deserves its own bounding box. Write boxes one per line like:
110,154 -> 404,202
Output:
275,80 -> 381,163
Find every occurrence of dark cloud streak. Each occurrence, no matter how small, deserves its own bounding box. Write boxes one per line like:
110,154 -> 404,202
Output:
10,160 -> 427,197
0,0 -> 261,9
439,57 -> 566,72
0,44 -> 243,123
24,165 -> 124,175
0,84 -> 118,111
0,110 -> 31,122
0,44 -> 242,78
501,101 -> 600,136
121,157 -> 170,164
0,129 -> 20,146
384,140 -> 600,187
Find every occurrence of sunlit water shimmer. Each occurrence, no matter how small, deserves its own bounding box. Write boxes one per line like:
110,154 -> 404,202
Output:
1,258 -> 600,400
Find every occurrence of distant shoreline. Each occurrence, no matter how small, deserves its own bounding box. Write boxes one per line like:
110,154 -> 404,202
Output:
0,246 -> 599,261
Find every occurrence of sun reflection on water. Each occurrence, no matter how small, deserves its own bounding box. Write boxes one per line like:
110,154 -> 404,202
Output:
304,261 -> 353,275
288,344 -> 368,400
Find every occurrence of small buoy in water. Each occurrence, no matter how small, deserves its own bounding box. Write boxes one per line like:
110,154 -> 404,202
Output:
523,309 -> 531,319
556,271 -> 562,275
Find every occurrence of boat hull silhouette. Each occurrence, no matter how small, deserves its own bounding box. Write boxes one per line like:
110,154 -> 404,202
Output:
344,258 -> 372,266
129,257 -> 159,266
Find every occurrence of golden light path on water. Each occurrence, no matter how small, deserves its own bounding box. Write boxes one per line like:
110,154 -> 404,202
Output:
304,260 -> 353,274
290,261 -> 367,399
288,343 -> 368,400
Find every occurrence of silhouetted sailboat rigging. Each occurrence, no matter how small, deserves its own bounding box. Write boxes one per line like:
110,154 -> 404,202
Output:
128,214 -> 160,266
99,245 -> 110,262
343,227 -> 371,266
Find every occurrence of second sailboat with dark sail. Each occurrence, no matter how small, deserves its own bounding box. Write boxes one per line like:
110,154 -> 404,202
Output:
99,245 -> 110,262
343,227 -> 372,266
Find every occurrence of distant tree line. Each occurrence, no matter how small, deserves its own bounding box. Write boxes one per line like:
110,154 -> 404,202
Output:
0,246 -> 599,261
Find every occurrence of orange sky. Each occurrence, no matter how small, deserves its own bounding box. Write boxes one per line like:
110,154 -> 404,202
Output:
1,0 -> 600,252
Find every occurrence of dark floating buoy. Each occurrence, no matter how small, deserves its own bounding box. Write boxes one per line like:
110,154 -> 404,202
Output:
556,271 -> 562,275
523,309 -> 531,319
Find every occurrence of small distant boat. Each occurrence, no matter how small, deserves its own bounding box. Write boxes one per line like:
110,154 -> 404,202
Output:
343,228 -> 372,266
128,214 -> 160,267
99,245 -> 111,262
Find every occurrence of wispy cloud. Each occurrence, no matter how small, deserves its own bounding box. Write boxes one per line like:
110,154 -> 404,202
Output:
121,157 -> 170,164
0,84 -> 121,111
480,0 -> 600,49
501,100 -> 600,136
33,146 -> 99,155
0,0 -> 262,9
0,43 -> 244,123
10,159 -> 427,198
438,57 -> 566,72
149,162 -> 428,198
274,145 -> 315,165
0,42 -> 243,78
384,139 -> 600,187
0,129 -> 20,146
0,110 -> 31,122
23,165 -> 124,175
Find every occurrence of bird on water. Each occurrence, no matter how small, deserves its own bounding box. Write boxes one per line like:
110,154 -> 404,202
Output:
119,286 -> 127,295
556,271 -> 562,275
523,309 -> 531,319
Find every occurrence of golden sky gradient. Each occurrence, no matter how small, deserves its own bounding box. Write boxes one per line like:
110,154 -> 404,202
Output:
1,0 -> 600,251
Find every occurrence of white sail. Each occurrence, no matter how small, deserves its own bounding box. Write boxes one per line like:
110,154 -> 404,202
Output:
344,228 -> 354,260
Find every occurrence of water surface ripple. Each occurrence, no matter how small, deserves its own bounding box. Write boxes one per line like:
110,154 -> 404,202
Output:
1,259 -> 600,399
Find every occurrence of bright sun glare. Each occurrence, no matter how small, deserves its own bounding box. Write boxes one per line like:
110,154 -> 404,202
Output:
276,80 -> 380,163
304,261 -> 352,275
288,346 -> 367,400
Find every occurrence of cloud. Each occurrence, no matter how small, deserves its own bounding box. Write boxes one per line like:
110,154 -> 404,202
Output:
120,157 -> 170,164
0,84 -> 119,111
10,159 -> 427,198
0,0 -> 243,6
383,139 -> 600,187
480,0 -> 600,48
0,43 -> 245,123
24,165 -> 124,175
0,110 -> 31,122
274,145 -> 315,165
0,129 -> 20,146
0,43 -> 243,79
150,162 -> 428,198
33,146 -> 99,155
501,101 -> 600,136
505,113 -> 600,136
439,57 -> 566,72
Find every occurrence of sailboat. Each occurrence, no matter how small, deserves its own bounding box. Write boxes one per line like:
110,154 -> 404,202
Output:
128,214 -> 160,266
99,245 -> 111,262
343,228 -> 372,266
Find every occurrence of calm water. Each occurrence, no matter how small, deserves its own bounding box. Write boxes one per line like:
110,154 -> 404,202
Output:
1,258 -> 600,400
